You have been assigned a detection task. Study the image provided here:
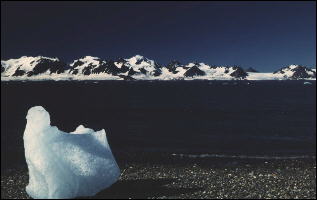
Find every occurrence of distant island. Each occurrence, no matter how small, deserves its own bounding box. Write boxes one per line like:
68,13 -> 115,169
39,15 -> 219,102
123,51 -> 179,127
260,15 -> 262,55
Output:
1,55 -> 316,81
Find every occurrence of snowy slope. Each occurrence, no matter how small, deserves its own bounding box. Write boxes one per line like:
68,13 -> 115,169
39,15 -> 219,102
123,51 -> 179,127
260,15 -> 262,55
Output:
246,72 -> 283,80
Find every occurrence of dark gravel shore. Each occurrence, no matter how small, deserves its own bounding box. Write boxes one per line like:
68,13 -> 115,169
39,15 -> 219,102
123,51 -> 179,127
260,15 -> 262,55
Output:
1,152 -> 316,199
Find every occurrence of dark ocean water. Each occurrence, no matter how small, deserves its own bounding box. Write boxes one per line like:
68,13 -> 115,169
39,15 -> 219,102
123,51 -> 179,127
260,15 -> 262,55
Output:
1,80 -> 316,167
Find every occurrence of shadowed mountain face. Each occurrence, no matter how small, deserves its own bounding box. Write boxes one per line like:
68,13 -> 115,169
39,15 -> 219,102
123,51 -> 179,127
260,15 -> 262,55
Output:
91,61 -> 127,75
1,56 -> 316,80
230,67 -> 248,79
245,67 -> 258,73
27,59 -> 67,76
166,60 -> 183,74
12,67 -> 26,76
184,65 -> 206,77
292,68 -> 315,79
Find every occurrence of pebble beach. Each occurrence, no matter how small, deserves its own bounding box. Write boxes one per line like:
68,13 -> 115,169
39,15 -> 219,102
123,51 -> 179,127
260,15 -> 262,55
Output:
1,152 -> 316,199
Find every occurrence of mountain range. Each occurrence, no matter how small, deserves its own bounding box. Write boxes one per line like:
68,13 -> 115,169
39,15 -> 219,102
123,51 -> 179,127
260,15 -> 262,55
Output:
1,55 -> 316,81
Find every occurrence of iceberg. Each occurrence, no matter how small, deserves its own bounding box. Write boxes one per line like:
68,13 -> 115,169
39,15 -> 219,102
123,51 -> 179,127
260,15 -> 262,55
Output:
304,81 -> 312,85
23,106 -> 120,199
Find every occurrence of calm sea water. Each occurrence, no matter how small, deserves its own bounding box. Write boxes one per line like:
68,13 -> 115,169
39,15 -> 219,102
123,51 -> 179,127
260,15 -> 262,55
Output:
1,80 -> 316,167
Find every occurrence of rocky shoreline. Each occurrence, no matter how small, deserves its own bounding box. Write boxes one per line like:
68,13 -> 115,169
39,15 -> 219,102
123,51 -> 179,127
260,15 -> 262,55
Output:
1,152 -> 316,199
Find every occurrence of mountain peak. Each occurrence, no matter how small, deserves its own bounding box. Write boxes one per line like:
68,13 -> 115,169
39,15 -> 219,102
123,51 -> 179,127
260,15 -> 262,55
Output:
77,56 -> 100,62
127,55 -> 146,62
133,55 -> 144,59
126,55 -> 153,66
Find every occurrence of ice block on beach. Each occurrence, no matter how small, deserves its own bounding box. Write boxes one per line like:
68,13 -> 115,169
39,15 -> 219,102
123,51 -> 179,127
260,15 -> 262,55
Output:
23,106 -> 120,199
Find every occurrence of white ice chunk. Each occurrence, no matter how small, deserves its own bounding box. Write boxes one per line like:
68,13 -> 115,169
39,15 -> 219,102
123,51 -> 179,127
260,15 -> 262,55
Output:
70,125 -> 95,134
304,81 -> 312,85
23,106 -> 120,199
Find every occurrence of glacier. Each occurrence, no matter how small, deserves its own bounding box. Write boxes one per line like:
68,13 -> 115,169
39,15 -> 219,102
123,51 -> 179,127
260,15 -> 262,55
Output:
23,106 -> 120,199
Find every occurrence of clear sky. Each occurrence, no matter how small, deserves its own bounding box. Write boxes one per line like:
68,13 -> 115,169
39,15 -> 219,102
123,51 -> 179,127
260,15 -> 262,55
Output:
1,1 -> 316,72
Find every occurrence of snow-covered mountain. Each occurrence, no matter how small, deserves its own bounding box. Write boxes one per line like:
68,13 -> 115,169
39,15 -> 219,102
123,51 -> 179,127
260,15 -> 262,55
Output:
1,56 -> 67,77
117,55 -> 162,78
159,62 -> 248,80
1,56 -> 316,81
247,65 -> 316,80
69,56 -> 131,76
273,65 -> 316,80
66,55 -> 162,80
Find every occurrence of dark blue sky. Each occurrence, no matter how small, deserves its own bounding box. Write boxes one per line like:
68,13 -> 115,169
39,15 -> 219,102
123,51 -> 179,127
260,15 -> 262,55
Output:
1,1 -> 316,72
